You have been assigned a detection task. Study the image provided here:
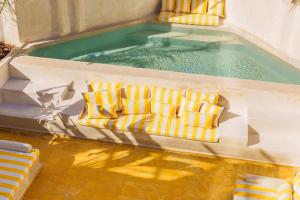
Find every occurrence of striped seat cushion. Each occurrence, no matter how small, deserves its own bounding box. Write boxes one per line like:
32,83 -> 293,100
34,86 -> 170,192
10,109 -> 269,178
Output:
123,85 -> 150,99
88,81 -> 122,92
178,98 -> 202,117
186,89 -> 219,105
80,114 -> 220,143
200,102 -> 224,127
86,103 -> 118,119
175,0 -> 191,13
151,86 -> 184,108
234,178 -> 277,200
159,11 -> 175,23
207,0 -> 225,17
172,13 -> 219,26
151,100 -> 177,118
79,116 -> 112,129
191,0 -> 208,14
183,111 -> 214,128
293,173 -> 300,200
161,0 -> 176,11
0,149 -> 39,200
122,99 -> 151,114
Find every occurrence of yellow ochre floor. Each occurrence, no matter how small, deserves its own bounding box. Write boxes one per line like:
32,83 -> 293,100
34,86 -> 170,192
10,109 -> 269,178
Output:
1,131 -> 298,200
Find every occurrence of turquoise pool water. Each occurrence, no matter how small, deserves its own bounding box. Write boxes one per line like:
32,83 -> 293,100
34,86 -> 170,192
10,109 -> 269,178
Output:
30,22 -> 300,85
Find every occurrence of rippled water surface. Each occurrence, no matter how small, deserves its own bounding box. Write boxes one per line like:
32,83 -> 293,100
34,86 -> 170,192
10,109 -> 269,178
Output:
30,23 -> 300,85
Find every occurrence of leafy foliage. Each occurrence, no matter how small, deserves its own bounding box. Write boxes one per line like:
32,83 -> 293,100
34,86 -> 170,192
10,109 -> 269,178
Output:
0,0 -> 15,15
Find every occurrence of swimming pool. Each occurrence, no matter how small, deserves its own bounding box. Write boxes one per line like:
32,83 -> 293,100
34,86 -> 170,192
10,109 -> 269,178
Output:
30,22 -> 300,85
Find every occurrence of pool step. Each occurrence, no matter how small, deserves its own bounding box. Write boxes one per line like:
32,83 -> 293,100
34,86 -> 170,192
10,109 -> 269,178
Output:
1,79 -> 71,107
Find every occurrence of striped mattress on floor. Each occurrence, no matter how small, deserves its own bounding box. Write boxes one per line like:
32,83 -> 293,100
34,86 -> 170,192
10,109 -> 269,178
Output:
0,149 -> 39,200
79,114 -> 220,143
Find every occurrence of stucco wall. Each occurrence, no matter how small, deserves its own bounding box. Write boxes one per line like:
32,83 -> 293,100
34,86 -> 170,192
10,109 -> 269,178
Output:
15,0 -> 161,42
226,0 -> 300,61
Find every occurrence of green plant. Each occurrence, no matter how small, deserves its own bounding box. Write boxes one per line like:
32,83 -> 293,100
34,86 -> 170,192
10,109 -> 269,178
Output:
0,0 -> 15,15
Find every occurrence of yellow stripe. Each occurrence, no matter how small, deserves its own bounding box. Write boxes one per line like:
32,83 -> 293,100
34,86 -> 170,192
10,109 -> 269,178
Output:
120,116 -> 129,131
182,126 -> 189,139
0,174 -> 21,183
0,191 -> 12,199
0,158 -> 30,168
156,117 -> 163,136
0,150 -> 35,160
236,184 -> 277,193
174,120 -> 181,138
0,182 -> 17,190
0,166 -> 26,176
234,191 -> 276,200
210,129 -> 216,142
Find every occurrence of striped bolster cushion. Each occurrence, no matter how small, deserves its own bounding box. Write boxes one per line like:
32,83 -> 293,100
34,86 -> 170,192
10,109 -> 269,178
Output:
207,0 -> 225,17
82,90 -> 122,111
200,102 -> 224,127
86,103 -> 118,119
293,173 -> 300,200
234,178 -> 277,200
88,81 -> 122,92
175,0 -> 191,13
161,0 -> 176,11
177,98 -> 202,117
186,89 -> 219,105
151,100 -> 177,118
122,99 -> 151,114
191,0 -> 208,14
183,111 -> 214,129
123,84 -> 150,99
0,149 -> 39,200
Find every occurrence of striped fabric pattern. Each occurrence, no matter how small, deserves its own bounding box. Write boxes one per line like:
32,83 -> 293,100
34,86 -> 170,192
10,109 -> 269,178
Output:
151,101 -> 177,118
234,177 -> 277,200
79,114 -> 220,142
293,173 -> 300,200
175,0 -> 191,13
82,90 -> 122,111
159,12 -> 220,26
161,0 -> 176,11
191,0 -> 208,14
183,111 -> 214,128
86,103 -> 117,119
200,102 -> 224,127
0,149 -> 39,200
186,89 -> 219,105
276,180 -> 292,200
88,81 -> 122,92
123,85 -> 150,99
207,0 -> 225,17
151,86 -> 184,107
158,11 -> 175,23
178,98 -> 202,117
122,99 -> 151,115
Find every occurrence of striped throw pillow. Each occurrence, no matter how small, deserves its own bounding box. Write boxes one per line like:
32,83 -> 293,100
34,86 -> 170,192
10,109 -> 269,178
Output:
151,100 -> 177,118
151,86 -> 184,107
161,0 -> 176,11
175,0 -> 191,13
200,102 -> 224,127
276,179 -> 293,200
178,98 -> 202,117
123,84 -> 150,99
183,111 -> 213,128
122,99 -> 151,114
88,81 -> 122,92
186,89 -> 219,105
86,103 -> 117,119
82,90 -> 122,111
207,0 -> 225,17
191,0 -> 208,14
294,173 -> 300,200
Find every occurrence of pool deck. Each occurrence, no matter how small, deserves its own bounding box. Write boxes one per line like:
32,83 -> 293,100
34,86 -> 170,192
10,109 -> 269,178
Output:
1,130 -> 298,200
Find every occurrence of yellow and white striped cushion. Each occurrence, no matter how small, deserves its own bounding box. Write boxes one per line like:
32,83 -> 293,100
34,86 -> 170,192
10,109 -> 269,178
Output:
276,180 -> 292,200
175,0 -> 191,13
183,111 -> 213,128
151,101 -> 177,118
151,86 -> 184,107
0,149 -> 39,200
200,102 -> 224,127
79,116 -> 112,129
178,98 -> 202,117
293,173 -> 300,200
207,0 -> 225,17
110,114 -> 152,132
160,12 -> 219,26
86,103 -> 117,119
122,99 -> 151,115
161,0 -> 176,11
82,90 -> 122,111
123,85 -> 150,99
158,11 -> 175,23
191,0 -> 208,14
234,178 -> 277,200
186,89 -> 219,105
88,81 -> 122,92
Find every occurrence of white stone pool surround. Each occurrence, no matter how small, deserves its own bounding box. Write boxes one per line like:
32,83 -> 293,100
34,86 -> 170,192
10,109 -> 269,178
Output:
1,19 -> 300,167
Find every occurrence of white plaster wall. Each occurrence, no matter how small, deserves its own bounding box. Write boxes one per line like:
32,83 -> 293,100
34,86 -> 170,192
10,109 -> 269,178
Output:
226,0 -> 300,61
15,0 -> 161,42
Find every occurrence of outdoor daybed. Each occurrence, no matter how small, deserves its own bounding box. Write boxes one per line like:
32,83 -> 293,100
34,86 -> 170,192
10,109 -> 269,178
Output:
0,140 -> 41,200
